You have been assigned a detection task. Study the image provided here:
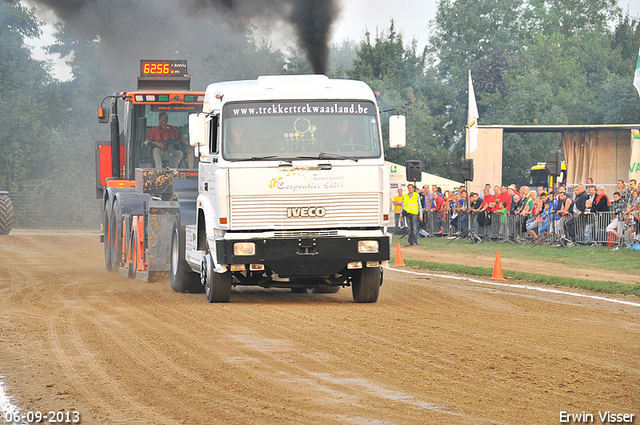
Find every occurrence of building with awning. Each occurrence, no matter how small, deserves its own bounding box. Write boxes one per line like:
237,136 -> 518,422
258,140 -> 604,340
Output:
466,124 -> 640,196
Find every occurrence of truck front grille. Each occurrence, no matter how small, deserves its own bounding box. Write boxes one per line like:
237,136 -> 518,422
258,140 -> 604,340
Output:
230,193 -> 380,230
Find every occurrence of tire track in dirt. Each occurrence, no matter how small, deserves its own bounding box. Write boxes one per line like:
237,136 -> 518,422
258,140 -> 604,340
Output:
47,309 -> 171,424
44,279 -> 339,424
0,231 -> 638,425
98,285 -> 461,424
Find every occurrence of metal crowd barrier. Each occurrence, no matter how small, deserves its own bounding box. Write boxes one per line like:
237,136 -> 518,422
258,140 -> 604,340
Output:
391,210 -> 640,248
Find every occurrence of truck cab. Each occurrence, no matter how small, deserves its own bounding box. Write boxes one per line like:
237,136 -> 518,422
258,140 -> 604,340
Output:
96,61 -> 204,192
181,75 -> 406,303
96,60 -> 205,280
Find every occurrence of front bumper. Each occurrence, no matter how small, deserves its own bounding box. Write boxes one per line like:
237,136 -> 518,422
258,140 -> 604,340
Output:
215,235 -> 390,277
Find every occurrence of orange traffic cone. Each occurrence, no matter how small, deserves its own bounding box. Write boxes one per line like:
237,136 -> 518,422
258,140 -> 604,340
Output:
393,242 -> 405,267
488,251 -> 506,281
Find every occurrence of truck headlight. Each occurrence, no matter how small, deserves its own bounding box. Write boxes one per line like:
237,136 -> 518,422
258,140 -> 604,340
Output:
234,242 -> 255,256
358,240 -> 379,253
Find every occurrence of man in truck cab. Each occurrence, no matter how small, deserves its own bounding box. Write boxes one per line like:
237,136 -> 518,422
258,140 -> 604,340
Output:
146,111 -> 183,168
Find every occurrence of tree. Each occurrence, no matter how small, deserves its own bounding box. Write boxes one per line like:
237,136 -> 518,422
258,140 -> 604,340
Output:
0,3 -> 72,226
348,22 -> 459,177
524,0 -> 620,38
427,0 -> 529,179
427,0 -> 639,186
0,3 -> 50,189
327,39 -> 357,78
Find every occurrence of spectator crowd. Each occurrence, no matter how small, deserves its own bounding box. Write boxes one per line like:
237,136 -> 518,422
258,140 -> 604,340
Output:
394,179 -> 640,248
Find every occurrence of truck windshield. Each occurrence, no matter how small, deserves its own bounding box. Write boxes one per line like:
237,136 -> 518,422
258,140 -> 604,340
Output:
529,165 -> 566,188
222,101 -> 381,161
529,168 -> 548,187
129,103 -> 202,170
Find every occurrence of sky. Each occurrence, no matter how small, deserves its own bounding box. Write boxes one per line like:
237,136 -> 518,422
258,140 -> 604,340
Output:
332,0 -> 437,47
21,0 -> 640,82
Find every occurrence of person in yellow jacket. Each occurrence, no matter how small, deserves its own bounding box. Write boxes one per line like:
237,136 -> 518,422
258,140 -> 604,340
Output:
402,183 -> 423,246
392,188 -> 404,234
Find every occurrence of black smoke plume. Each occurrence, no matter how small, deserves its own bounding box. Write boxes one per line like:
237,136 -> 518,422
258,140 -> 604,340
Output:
15,0 -> 340,75
290,0 -> 337,74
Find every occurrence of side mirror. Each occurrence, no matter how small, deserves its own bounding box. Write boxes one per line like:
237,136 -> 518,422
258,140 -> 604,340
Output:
389,115 -> 406,148
189,113 -> 209,157
97,107 -> 109,124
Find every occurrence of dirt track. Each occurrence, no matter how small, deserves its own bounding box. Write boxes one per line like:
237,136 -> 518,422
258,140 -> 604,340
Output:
0,230 -> 639,424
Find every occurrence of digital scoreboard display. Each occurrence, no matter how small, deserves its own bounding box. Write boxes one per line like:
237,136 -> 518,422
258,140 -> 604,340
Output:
140,60 -> 188,78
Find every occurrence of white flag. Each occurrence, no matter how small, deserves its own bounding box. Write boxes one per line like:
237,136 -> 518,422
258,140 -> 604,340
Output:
634,45 -> 640,97
468,70 -> 479,153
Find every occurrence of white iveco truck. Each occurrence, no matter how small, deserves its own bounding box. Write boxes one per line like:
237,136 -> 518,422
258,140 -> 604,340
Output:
171,75 -> 406,303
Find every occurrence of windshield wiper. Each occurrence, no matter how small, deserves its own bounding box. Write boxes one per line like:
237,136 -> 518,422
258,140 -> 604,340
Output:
233,155 -> 278,161
296,152 -> 359,161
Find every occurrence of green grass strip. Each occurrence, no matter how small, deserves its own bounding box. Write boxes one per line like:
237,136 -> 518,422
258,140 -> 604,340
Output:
399,258 -> 640,297
391,236 -> 640,275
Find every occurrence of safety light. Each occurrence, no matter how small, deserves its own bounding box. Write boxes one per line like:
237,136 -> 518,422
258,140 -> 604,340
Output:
158,95 -> 169,102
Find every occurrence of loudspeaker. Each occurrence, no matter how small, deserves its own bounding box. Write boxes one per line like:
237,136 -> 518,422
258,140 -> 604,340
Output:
406,160 -> 422,182
460,158 -> 474,182
545,150 -> 561,176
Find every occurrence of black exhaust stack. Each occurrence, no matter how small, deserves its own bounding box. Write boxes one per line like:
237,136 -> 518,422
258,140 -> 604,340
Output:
110,94 -> 120,179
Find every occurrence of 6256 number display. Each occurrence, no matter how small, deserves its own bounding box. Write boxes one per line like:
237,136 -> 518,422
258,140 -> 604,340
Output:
140,60 -> 187,78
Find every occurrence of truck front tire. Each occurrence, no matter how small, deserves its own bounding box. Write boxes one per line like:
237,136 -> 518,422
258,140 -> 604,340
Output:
170,216 -> 203,293
352,267 -> 381,303
201,253 -> 231,303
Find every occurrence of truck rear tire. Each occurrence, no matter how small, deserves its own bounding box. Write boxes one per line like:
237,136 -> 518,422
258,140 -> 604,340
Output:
170,216 -> 203,293
110,203 -> 123,271
352,267 -> 381,303
0,194 -> 13,235
202,253 -> 231,303
103,206 -> 113,271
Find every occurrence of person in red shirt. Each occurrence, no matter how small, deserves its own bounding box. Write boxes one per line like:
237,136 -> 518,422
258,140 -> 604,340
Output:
476,187 -> 495,234
498,185 -> 512,212
146,111 -> 183,168
431,185 -> 444,210
489,185 -> 501,212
